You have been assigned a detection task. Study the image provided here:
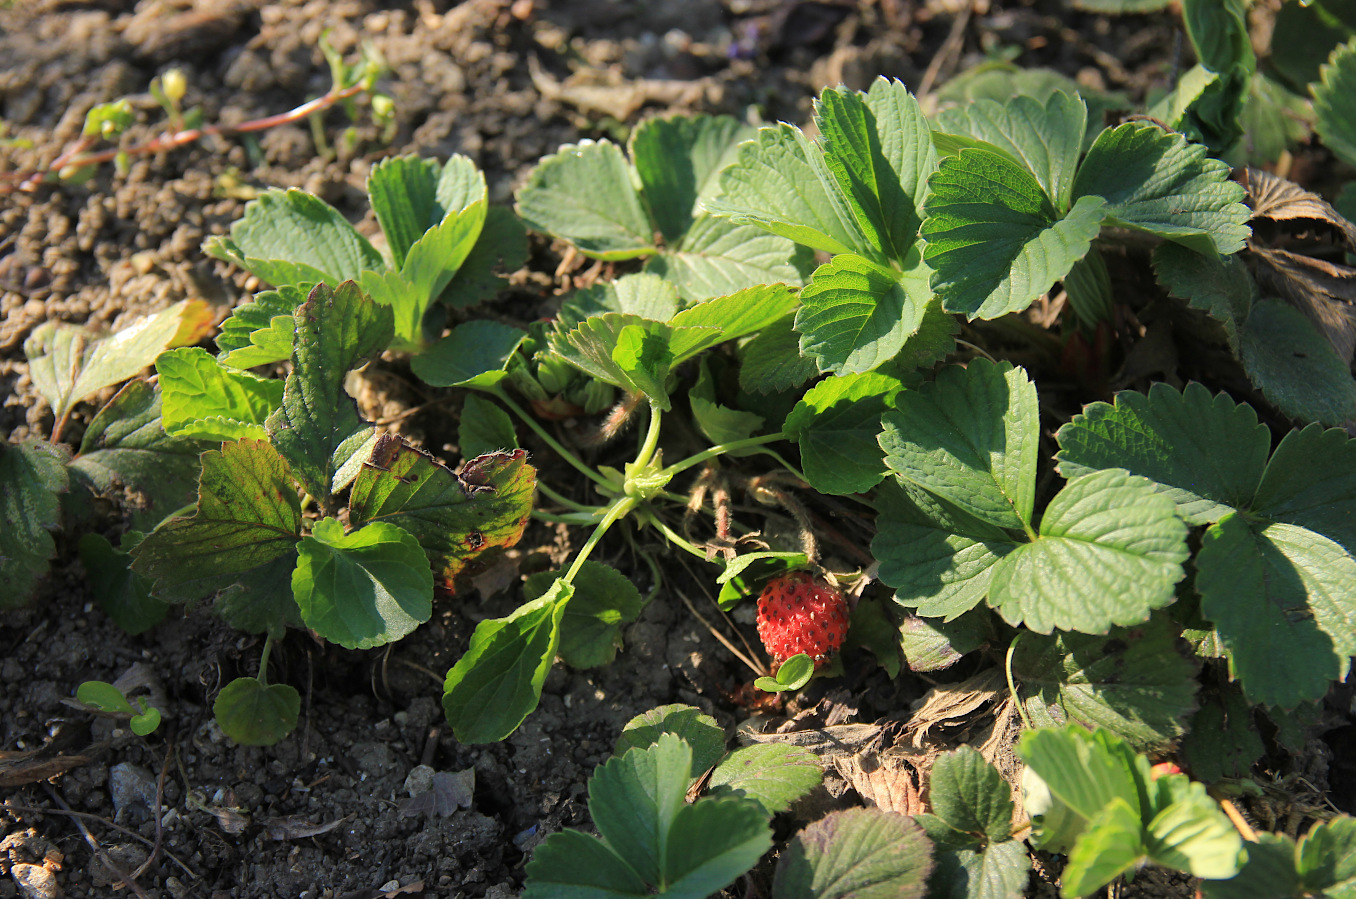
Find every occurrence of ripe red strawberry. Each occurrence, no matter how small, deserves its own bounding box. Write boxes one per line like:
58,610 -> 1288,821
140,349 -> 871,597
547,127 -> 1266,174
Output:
756,571 -> 849,670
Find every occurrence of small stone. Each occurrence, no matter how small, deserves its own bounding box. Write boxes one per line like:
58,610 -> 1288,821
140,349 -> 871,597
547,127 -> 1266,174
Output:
403,764 -> 435,798
11,864 -> 60,899
109,762 -> 157,824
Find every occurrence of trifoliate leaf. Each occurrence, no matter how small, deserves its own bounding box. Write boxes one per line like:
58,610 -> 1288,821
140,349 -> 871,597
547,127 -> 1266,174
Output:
366,154 -> 486,268
1313,40 -> 1356,167
616,704 -> 726,777
1071,122 -> 1250,255
880,359 -> 1039,531
24,299 -> 213,425
817,79 -> 936,261
784,370 -> 903,495
1236,298 -> 1356,425
203,188 -> 383,286
772,808 -> 933,899
458,394 -> 517,460
661,800 -> 774,899
131,439 -> 301,600
411,320 -> 527,389
796,249 -> 932,375
988,470 -> 1189,634
292,517 -> 432,650
646,215 -> 809,302
524,561 -> 644,668
1196,515 -> 1356,707
738,314 -> 820,396
348,436 -> 535,588
1056,382 -> 1270,524
215,284 -> 308,368
923,147 -> 1107,320
156,347 -> 283,442
0,440 -> 69,607
442,579 -> 568,743
78,533 -> 166,636
1012,618 -> 1199,746
515,139 -> 656,260
936,92 -> 1087,209
707,122 -> 876,259
213,675 -> 300,747
265,282 -> 394,500
72,380 -> 214,530
708,744 -> 822,816
630,114 -> 752,244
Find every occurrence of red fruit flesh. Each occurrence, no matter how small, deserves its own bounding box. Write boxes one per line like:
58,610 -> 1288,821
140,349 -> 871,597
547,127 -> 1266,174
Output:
755,571 -> 849,670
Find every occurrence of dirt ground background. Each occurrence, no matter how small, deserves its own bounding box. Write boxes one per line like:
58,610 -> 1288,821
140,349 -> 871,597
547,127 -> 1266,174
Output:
2,1 -> 1346,898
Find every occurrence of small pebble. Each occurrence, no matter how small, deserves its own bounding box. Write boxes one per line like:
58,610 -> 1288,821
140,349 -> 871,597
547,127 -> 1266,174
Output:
109,762 -> 157,824
11,864 -> 59,899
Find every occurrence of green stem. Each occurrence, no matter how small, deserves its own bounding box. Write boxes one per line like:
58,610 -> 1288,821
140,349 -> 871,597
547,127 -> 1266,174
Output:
532,509 -> 603,525
659,432 -> 786,481
1006,633 -> 1033,730
632,403 -> 664,472
257,633 -> 277,688
753,448 -> 808,484
563,495 -> 639,585
535,480 -> 600,514
646,514 -> 715,562
489,388 -> 611,488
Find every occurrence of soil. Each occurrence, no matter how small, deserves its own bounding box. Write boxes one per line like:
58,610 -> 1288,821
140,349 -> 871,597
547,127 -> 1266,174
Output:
1,1 -> 1350,898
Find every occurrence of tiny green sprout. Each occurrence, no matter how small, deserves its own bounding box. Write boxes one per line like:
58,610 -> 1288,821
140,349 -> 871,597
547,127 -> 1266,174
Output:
754,653 -> 814,693
77,681 -> 162,736
82,99 -> 134,141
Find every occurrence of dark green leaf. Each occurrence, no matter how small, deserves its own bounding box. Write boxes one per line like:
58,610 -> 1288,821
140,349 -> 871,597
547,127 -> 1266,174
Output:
690,358 -> 763,446
896,608 -> 992,672
708,744 -> 823,815
1153,243 -> 1253,335
928,839 -> 1031,899
1253,423 -> 1356,555
522,829 -> 649,899
784,370 -> 903,495
630,114 -> 752,244
0,440 -> 69,607
1181,686 -> 1264,782
1236,298 -> 1356,426
442,206 -> 530,309
78,533 -> 166,635
525,561 -> 644,668
738,314 -> 820,396
1296,816 -> 1356,895
1314,39 -> 1356,167
772,808 -> 933,899
458,394 -> 518,461
213,676 -> 300,746
1199,833 -> 1301,899
411,320 -> 527,389
927,747 -> 1016,846
615,704 -> 726,777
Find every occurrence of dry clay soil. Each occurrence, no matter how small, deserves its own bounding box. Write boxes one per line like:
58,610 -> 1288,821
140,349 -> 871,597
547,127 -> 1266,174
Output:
0,1 -> 1328,898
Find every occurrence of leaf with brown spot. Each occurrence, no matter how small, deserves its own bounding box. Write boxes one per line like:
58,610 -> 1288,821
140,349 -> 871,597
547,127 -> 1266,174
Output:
348,434 -> 535,587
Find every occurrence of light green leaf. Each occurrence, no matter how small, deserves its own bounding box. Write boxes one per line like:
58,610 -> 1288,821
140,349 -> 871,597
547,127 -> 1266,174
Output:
1071,122 -> 1251,255
796,249 -> 932,375
630,114 -> 753,243
157,347 -> 283,442
78,533 -> 166,636
265,282 -> 395,500
1236,298 -> 1356,426
213,676 -> 300,747
550,314 -> 679,407
367,154 -> 486,268
202,188 -> 383,285
525,561 -> 644,668
1144,779 -> 1245,880
936,92 -> 1087,209
880,359 -> 1039,531
216,284 -> 308,368
738,314 -> 820,396
1055,382 -> 1270,524
0,440 -> 69,607
1012,618 -> 1200,746
864,77 -> 939,249
1071,0 -> 1171,12
515,140 -> 656,260
755,654 -> 815,692
1017,726 -> 1149,851
708,744 -> 823,816
1297,816 -> 1356,895
1061,798 -> 1145,897
615,704 -> 726,777
24,299 -> 212,424
988,470 -> 1188,634
292,517 -> 432,650
716,550 -> 809,587
411,320 -> 527,389
1313,39 -> 1356,167
667,282 -> 797,356
784,370 -> 903,495
559,273 -> 680,326
707,123 -> 875,259
458,394 -> 517,460
772,808 -> 933,899
922,147 -> 1107,320
646,215 -> 809,302
1196,515 -> 1356,707
131,439 -> 301,599
442,580 -> 569,743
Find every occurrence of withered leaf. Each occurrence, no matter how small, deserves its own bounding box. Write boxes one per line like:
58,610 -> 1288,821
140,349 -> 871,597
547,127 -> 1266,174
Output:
262,814 -> 350,840
1244,167 -> 1356,247
1252,245 -> 1356,362
832,749 -> 928,815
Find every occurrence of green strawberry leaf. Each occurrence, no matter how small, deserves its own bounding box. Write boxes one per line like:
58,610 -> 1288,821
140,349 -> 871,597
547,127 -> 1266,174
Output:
265,281 -> 394,500
1012,617 -> 1200,746
157,347 -> 283,442
292,517 -> 433,650
515,139 -> 656,260
1070,122 -> 1250,255
896,607 -> 994,672
1253,423 -> 1356,555
366,154 -> 486,268
926,839 -> 1031,899
880,359 -> 1039,531
559,272 -> 681,325
1236,298 -> 1356,426
72,380 -> 214,531
212,552 -> 302,638
1297,816 -> 1356,895
24,299 -> 212,425
646,215 -> 810,302
411,320 -> 527,389
216,284 -> 308,368
707,744 -> 823,816
630,113 -> 753,244
525,561 -> 644,668
1144,776 -> 1246,880
935,92 -> 1087,209
1061,797 -> 1145,897
615,704 -> 726,777
690,358 -> 764,446
772,807 -> 933,899
755,654 -> 816,693
1017,726 -> 1149,854
458,394 -> 518,460
1313,39 -> 1356,167
922,147 -> 1107,320
667,283 -> 799,360
441,206 -> 529,310
925,746 -> 1017,846
1181,685 -> 1265,782
1153,242 -> 1253,335
988,470 -> 1188,634
550,314 -> 683,409
442,579 -> 569,744
78,532 -> 166,636
795,249 -> 933,375
203,188 -> 383,286
784,370 -> 904,495
348,435 -> 535,589
739,314 -> 820,396
1199,833 -> 1301,899
131,438 -> 301,600
213,675 -> 300,747
0,440 -> 69,607
522,829 -> 649,899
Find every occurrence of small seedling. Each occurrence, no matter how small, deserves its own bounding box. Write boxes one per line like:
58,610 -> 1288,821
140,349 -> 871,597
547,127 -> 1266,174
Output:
76,681 -> 161,736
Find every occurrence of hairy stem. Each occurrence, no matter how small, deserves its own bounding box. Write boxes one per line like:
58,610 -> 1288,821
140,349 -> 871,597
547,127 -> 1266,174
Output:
659,432 -> 786,482
490,387 -> 611,488
563,495 -> 638,585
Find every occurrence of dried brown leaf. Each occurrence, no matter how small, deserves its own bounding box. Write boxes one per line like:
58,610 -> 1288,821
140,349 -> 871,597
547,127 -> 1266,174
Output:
1252,246 -> 1356,362
1244,168 -> 1356,247
0,750 -> 90,788
904,668 -> 1005,748
261,814 -> 350,841
832,748 -> 928,815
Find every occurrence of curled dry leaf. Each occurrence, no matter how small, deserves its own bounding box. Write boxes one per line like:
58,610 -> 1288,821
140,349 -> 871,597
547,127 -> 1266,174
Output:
832,748 -> 928,815
1244,167 -> 1356,246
